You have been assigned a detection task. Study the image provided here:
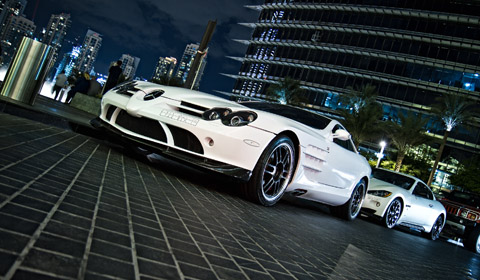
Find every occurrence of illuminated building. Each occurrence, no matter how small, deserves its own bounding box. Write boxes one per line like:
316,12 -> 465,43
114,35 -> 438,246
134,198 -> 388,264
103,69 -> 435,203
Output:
152,56 -> 177,80
229,1 -> 480,161
0,14 -> 35,66
75,29 -> 102,74
175,43 -> 207,89
119,54 -> 140,80
41,13 -> 71,66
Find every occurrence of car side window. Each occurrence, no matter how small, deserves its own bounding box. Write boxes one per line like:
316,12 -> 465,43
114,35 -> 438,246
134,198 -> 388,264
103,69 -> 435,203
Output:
412,183 -> 434,200
332,125 -> 355,152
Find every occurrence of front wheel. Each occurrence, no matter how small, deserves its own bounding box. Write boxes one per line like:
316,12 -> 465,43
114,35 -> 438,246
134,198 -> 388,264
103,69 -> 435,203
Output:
383,198 -> 402,229
244,135 -> 295,207
423,215 -> 444,240
331,180 -> 366,221
465,226 -> 480,254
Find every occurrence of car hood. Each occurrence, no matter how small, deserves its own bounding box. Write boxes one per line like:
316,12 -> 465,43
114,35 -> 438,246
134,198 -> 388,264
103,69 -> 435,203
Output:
368,178 -> 404,191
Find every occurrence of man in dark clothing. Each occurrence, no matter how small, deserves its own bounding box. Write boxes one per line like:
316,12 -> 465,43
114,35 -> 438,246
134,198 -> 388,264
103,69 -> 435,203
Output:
66,72 -> 90,104
103,60 -> 123,94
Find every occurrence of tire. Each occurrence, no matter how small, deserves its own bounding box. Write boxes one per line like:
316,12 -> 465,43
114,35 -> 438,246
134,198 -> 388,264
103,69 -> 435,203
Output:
465,226 -> 480,254
423,215 -> 444,240
244,135 -> 295,207
331,180 -> 366,221
383,198 -> 402,229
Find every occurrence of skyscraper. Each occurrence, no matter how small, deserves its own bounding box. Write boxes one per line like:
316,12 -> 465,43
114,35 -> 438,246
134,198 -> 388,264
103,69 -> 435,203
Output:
0,0 -> 27,34
175,43 -> 207,89
0,14 -> 35,65
228,1 -> 480,189
229,1 -> 480,175
119,54 -> 140,79
41,13 -> 71,65
75,29 -> 102,74
152,56 -> 177,80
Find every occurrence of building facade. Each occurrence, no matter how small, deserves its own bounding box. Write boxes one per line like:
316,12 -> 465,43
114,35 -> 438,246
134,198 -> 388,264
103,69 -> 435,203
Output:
230,1 -> 480,162
41,13 -> 71,66
175,43 -> 207,89
75,29 -> 102,74
119,54 -> 140,80
0,14 -> 35,66
152,56 -> 177,80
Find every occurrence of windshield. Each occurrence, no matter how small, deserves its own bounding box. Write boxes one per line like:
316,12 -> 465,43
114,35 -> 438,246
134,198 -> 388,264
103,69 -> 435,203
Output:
372,169 -> 416,190
240,101 -> 331,130
447,192 -> 480,208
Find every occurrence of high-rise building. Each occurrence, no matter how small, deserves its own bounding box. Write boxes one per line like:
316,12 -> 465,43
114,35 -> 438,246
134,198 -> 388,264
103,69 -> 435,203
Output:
152,56 -> 177,80
175,43 -> 207,89
75,29 -> 102,74
0,0 -> 27,34
0,14 -> 35,65
229,1 -> 480,185
119,54 -> 140,79
41,13 -> 71,65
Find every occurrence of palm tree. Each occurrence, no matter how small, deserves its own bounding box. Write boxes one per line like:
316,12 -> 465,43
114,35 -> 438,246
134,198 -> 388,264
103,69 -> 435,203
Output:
386,112 -> 431,171
265,77 -> 307,105
338,84 -> 384,149
427,93 -> 478,186
151,75 -> 184,87
340,84 -> 379,113
339,102 -> 384,150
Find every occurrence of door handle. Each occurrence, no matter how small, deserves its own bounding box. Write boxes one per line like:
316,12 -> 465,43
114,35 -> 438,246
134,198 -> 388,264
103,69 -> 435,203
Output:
406,205 -> 411,208
429,204 -> 433,208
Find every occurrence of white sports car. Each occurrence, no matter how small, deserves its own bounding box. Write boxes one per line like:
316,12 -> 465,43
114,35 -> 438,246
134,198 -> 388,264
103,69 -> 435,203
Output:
97,81 -> 371,220
362,168 -> 446,239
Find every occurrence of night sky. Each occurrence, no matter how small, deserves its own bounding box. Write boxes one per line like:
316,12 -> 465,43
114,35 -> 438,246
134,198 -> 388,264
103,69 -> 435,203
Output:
23,0 -> 262,94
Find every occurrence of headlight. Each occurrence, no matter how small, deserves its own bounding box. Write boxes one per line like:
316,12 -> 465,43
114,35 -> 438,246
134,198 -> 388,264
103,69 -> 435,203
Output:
221,111 -> 257,126
202,108 -> 232,120
367,190 -> 392,198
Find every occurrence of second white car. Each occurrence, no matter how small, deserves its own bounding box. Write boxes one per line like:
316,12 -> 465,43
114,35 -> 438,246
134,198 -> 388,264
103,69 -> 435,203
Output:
362,168 -> 446,240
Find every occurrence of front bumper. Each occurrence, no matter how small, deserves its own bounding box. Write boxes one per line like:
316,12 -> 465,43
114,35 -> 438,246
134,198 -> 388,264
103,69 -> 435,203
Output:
96,118 -> 253,181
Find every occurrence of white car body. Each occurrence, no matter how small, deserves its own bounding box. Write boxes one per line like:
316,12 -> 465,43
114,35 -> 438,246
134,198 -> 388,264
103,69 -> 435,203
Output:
97,81 -> 371,218
362,168 -> 446,237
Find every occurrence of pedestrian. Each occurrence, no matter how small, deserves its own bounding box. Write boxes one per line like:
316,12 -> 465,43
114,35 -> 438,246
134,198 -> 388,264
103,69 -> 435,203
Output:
52,71 -> 68,101
103,60 -> 123,94
66,72 -> 90,104
86,76 -> 102,97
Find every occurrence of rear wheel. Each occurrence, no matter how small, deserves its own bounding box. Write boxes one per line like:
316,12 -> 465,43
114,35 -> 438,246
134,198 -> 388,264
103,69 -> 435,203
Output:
244,135 -> 295,207
423,215 -> 444,240
465,226 -> 480,253
331,180 -> 366,221
383,198 -> 402,229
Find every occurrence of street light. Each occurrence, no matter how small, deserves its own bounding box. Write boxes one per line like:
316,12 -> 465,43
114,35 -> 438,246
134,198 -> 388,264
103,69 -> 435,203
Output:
376,141 -> 387,168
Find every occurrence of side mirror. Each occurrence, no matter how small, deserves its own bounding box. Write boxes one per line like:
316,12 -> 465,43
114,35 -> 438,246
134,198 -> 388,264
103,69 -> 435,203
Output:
332,129 -> 351,141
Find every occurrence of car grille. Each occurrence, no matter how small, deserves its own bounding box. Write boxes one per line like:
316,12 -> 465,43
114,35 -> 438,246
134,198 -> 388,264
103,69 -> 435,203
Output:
442,201 -> 480,221
178,101 -> 209,118
106,105 -> 117,121
114,110 -> 203,154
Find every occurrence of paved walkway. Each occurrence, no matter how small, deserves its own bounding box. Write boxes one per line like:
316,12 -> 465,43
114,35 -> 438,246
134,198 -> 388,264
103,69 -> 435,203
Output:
0,95 -> 479,279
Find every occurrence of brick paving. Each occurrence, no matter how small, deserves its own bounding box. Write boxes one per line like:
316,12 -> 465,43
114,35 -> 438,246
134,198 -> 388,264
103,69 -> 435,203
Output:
0,111 -> 479,279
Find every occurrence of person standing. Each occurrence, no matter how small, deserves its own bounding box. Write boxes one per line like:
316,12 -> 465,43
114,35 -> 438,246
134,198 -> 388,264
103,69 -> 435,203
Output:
86,76 -> 102,97
53,71 -> 68,101
103,60 -> 123,94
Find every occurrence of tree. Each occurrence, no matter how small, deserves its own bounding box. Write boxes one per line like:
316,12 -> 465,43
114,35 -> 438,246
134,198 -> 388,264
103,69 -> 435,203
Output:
150,76 -> 184,87
265,77 -> 307,105
386,112 -> 431,171
340,84 -> 379,113
449,157 -> 480,193
427,93 -> 478,186
337,84 -> 384,149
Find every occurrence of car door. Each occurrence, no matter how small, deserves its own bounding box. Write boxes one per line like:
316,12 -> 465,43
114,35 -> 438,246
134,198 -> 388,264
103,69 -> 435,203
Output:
405,182 -> 438,228
316,124 -> 362,189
